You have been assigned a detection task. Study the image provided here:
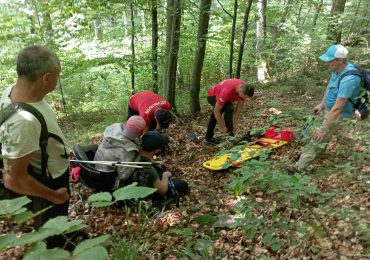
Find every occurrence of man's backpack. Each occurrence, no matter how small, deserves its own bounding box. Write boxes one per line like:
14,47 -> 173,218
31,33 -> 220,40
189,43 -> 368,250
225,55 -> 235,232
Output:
338,67 -> 370,120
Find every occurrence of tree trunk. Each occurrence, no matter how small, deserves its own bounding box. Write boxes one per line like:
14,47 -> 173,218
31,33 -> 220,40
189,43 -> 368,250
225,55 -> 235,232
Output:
165,0 -> 182,112
344,0 -> 362,41
229,0 -> 238,78
358,0 -> 369,29
296,0 -> 304,25
256,0 -> 268,83
263,0 -> 267,37
312,0 -> 323,28
163,0 -> 175,95
235,0 -> 253,79
94,18 -> 103,40
279,0 -> 294,32
190,0 -> 212,113
123,11 -> 129,36
130,3 -> 135,91
141,9 -> 147,33
151,0 -> 159,93
41,1 -> 53,45
327,0 -> 347,44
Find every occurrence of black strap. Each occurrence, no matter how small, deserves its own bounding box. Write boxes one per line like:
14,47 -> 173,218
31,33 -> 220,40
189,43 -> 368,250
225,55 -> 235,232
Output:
337,69 -> 362,106
1,102 -> 51,179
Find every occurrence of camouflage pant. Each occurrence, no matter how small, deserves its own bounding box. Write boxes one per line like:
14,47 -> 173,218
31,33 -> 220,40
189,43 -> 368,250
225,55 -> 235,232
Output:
295,111 -> 352,171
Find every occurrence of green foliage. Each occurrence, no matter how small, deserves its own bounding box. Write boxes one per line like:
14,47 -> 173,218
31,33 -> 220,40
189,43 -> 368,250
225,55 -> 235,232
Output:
0,196 -> 110,258
194,214 -> 218,226
228,159 -> 335,251
88,182 -> 156,208
72,235 -> 110,260
0,196 -> 53,225
175,237 -> 217,260
112,236 -> 142,260
0,196 -> 31,217
23,242 -> 70,260
167,227 -> 193,240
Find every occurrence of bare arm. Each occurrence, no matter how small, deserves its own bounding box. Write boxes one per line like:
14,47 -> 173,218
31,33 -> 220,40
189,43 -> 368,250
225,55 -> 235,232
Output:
213,104 -> 228,133
314,84 -> 330,114
152,171 -> 171,195
314,97 -> 347,141
324,97 -> 347,125
3,154 -> 69,204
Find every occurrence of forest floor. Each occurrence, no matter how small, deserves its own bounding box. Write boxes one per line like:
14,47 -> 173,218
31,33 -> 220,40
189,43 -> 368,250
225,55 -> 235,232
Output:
1,84 -> 369,259
69,86 -> 369,259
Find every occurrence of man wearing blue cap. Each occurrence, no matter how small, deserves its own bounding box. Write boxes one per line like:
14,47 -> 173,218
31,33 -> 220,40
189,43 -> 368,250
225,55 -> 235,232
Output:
290,44 -> 361,172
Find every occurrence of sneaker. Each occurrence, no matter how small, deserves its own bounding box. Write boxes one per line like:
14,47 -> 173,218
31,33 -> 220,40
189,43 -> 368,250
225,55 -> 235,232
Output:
205,137 -> 221,145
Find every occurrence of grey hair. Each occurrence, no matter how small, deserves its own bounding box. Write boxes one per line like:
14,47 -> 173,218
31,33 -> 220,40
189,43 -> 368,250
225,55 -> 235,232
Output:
16,45 -> 60,81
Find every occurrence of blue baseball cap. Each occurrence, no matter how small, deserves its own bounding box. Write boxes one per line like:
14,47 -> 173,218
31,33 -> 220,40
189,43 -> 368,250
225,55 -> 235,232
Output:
319,44 -> 348,62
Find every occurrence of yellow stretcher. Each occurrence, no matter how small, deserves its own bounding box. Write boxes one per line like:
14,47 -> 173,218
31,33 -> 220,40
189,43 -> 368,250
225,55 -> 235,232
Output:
203,138 -> 289,170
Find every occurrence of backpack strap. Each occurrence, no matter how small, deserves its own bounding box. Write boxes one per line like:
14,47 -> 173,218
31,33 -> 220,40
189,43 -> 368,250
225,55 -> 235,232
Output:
1,103 -> 51,179
337,69 -> 362,105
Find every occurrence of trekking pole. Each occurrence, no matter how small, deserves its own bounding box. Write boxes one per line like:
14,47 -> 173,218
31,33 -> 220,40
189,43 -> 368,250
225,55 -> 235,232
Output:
299,116 -> 316,141
70,160 -> 152,167
70,160 -> 152,165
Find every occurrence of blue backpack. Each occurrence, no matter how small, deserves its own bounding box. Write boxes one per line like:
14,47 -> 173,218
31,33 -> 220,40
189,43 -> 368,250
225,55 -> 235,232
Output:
338,67 -> 370,120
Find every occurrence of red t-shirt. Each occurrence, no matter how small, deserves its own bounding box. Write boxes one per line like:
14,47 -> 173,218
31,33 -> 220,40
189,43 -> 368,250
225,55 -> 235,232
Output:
128,90 -> 171,125
207,78 -> 246,106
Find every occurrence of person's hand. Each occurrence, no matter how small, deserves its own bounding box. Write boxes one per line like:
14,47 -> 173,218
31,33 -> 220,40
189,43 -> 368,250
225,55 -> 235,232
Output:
51,187 -> 69,204
354,110 -> 361,120
153,160 -> 165,170
219,125 -> 228,133
313,128 -> 324,142
313,104 -> 324,115
163,171 -> 172,178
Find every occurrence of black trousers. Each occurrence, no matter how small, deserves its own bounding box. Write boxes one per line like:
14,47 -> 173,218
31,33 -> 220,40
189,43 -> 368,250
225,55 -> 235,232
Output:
1,168 -> 71,249
127,105 -> 156,130
205,96 -> 234,140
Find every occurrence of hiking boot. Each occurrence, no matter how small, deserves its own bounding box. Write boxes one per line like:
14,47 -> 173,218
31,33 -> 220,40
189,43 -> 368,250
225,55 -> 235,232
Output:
205,137 -> 221,145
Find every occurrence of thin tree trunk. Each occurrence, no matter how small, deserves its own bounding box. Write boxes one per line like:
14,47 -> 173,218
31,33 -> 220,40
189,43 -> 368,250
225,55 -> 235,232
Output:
190,0 -> 212,113
327,0 -> 347,43
165,0 -> 182,112
123,11 -> 129,36
130,3 -> 135,91
256,0 -> 268,83
229,0 -> 238,78
94,18 -> 103,40
151,0 -> 159,93
141,10 -> 147,33
163,0 -> 175,95
296,0 -> 304,25
344,0 -> 362,41
358,0 -> 369,29
263,0 -> 267,37
279,0 -> 294,32
236,0 -> 253,79
312,0 -> 324,28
